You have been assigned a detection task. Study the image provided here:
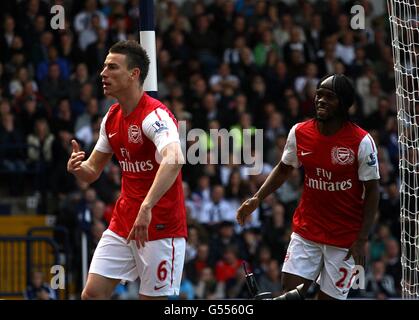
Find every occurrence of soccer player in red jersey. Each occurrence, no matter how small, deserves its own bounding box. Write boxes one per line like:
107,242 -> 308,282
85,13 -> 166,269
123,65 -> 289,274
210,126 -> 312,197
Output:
67,41 -> 187,300
237,74 -> 380,300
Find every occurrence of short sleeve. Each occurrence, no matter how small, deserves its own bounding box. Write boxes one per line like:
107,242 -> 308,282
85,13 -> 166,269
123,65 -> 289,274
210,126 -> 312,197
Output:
358,134 -> 380,181
281,124 -> 301,168
94,112 -> 113,153
142,108 -> 180,153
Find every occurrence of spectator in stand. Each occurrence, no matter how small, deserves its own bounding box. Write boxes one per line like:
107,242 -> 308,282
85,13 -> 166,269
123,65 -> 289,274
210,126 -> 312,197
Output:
262,202 -> 289,262
185,225 -> 200,264
75,98 -> 99,133
39,63 -> 70,109
9,66 -> 38,99
189,14 -> 219,76
215,245 -> 243,283
24,271 -> 57,300
253,30 -> 280,67
0,113 -> 26,177
27,117 -> 54,175
0,15 -> 20,63
257,259 -> 282,297
379,182 -> 400,238
69,63 -> 97,102
85,28 -> 110,75
370,224 -> 393,262
36,46 -> 71,81
73,0 -> 108,49
209,63 -> 240,95
199,185 -> 237,232
195,267 -> 225,299
384,238 -> 402,296
364,259 -> 397,299
283,27 -> 310,65
185,243 -> 212,285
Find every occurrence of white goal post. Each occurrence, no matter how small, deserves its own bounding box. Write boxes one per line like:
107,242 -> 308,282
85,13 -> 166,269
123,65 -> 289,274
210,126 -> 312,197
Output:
387,0 -> 419,299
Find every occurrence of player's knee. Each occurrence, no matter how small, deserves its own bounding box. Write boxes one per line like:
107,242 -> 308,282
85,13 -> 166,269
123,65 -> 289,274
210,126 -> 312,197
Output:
81,288 -> 103,300
81,289 -> 92,300
81,289 -> 89,300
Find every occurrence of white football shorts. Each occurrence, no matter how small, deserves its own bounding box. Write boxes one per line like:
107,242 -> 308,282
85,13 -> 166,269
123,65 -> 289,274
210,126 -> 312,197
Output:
282,232 -> 356,300
89,229 -> 186,296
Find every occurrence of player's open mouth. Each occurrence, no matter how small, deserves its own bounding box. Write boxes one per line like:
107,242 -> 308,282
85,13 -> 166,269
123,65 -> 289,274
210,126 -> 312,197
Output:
316,104 -> 328,112
316,106 -> 328,117
103,82 -> 110,88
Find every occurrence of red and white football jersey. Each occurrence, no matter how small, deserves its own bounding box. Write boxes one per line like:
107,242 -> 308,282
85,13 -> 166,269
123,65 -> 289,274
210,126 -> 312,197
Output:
281,119 -> 380,248
95,93 -> 187,241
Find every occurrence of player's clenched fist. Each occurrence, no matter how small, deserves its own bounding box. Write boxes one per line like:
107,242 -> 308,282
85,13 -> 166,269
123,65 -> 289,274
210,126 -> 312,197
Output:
67,139 -> 85,173
236,196 -> 260,226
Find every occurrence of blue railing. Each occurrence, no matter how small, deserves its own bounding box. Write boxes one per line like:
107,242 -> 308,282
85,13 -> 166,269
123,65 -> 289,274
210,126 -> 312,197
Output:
27,226 -> 70,300
0,235 -> 60,298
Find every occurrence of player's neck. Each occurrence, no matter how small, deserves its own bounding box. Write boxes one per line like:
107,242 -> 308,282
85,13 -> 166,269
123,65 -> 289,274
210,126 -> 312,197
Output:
316,118 -> 346,136
118,88 -> 144,117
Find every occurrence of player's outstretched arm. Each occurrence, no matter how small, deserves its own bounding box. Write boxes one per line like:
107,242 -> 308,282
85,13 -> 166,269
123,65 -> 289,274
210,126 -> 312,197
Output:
127,141 -> 184,248
344,179 -> 380,266
67,139 -> 113,184
237,161 -> 293,225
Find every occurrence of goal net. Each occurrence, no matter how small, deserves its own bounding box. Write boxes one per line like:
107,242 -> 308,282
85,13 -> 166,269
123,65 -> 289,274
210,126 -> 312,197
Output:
387,0 -> 419,299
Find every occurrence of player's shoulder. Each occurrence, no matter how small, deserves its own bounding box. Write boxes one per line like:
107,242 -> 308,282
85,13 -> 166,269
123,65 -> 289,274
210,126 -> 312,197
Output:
143,94 -> 175,120
106,102 -> 121,117
102,103 -> 121,124
143,93 -> 162,109
345,121 -> 370,140
142,94 -> 163,113
294,119 -> 316,133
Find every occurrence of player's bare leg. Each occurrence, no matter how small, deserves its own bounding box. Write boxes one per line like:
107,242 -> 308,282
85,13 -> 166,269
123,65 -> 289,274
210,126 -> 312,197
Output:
281,272 -> 313,297
316,290 -> 337,300
139,294 -> 167,300
81,273 -> 121,300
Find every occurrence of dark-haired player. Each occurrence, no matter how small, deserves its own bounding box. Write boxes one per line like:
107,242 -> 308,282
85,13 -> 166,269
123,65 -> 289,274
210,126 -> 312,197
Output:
67,40 -> 187,300
237,74 -> 380,300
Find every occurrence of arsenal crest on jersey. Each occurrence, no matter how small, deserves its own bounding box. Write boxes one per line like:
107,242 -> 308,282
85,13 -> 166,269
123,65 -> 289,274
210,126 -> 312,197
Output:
331,146 -> 355,165
128,124 -> 143,144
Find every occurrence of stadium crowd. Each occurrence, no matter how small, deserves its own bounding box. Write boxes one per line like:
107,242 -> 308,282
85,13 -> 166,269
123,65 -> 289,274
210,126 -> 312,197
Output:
0,0 -> 401,299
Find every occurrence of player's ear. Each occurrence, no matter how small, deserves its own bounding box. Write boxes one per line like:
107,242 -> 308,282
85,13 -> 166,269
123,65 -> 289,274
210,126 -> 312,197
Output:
131,68 -> 140,80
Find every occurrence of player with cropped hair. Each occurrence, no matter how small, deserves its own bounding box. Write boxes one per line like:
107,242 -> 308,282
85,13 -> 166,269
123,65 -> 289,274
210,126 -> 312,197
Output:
67,40 -> 187,300
237,74 -> 380,300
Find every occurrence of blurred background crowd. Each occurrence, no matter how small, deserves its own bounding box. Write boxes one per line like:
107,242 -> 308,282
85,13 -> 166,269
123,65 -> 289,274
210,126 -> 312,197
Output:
0,0 -> 401,299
